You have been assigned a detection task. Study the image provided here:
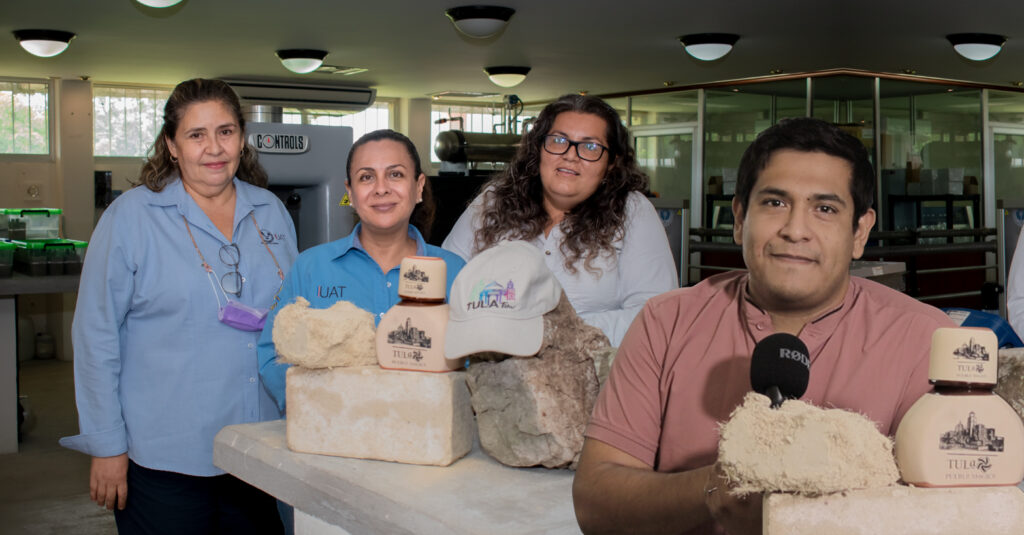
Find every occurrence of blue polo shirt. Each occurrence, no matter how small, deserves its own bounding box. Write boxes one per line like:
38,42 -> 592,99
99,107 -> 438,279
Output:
257,224 -> 465,411
60,178 -> 298,476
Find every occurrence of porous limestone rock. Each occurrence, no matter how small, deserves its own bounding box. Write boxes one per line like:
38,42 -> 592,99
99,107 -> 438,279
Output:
719,392 -> 899,496
466,293 -> 605,469
286,366 -> 474,466
272,296 -> 376,368
996,348 -> 1024,422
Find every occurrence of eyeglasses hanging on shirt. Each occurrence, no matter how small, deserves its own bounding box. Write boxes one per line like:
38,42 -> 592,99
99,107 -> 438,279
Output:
183,215 -> 285,332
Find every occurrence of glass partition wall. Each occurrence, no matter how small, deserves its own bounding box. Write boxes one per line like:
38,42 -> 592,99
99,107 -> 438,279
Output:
609,72 -> 993,234
596,70 -> 1018,307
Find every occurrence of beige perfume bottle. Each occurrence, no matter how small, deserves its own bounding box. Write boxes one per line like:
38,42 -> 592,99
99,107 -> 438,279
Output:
894,327 -> 1024,487
377,256 -> 461,372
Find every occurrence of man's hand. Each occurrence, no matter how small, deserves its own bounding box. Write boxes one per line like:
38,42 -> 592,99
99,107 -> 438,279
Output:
705,462 -> 763,535
90,454 -> 128,510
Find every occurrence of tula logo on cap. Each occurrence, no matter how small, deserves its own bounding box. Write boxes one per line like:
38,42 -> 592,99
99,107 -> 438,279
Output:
465,279 -> 517,310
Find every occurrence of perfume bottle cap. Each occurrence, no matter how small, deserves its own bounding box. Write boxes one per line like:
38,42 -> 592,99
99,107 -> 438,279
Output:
398,256 -> 446,301
929,327 -> 998,385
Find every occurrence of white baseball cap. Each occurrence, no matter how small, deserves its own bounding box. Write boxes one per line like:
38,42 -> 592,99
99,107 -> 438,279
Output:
444,240 -> 562,359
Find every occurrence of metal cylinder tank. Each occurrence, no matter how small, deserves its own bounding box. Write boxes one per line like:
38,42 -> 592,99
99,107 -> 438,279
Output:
434,130 -> 521,163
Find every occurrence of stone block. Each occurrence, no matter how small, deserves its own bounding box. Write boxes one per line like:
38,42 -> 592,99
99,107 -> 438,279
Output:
997,348 -> 1024,422
466,294 -> 601,469
286,366 -> 473,466
764,486 -> 1024,535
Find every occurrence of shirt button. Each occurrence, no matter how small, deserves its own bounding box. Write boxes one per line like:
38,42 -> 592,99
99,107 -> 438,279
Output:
379,312 -> 385,318
545,250 -> 551,256
249,377 -> 256,383
386,282 -> 392,288
247,343 -> 254,349
755,323 -> 764,331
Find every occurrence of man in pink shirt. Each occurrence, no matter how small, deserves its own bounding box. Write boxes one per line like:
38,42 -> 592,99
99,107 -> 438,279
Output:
572,118 -> 953,535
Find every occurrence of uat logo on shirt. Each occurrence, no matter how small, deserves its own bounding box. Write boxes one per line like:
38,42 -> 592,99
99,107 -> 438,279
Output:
465,279 -> 516,310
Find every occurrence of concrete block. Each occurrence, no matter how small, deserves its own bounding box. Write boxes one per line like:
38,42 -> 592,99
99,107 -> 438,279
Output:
286,366 -> 474,466
764,486 -> 1024,535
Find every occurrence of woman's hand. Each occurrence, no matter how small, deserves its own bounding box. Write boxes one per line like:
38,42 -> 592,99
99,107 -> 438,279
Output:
90,453 -> 128,510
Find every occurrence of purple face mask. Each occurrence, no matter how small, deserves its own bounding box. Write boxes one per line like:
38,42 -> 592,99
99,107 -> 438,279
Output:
219,300 -> 269,332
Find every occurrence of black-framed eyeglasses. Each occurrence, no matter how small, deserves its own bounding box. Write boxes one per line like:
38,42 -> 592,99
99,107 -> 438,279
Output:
219,243 -> 242,297
542,134 -> 609,162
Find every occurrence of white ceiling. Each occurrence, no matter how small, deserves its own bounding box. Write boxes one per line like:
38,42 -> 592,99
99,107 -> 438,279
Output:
3,0 -> 1024,103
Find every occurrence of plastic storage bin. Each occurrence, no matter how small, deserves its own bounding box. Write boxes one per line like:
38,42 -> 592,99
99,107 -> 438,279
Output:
5,209 -> 62,241
12,239 -> 87,276
0,241 -> 14,277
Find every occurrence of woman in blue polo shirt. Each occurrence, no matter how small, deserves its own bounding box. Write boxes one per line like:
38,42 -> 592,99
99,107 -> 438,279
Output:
257,129 -> 465,411
61,79 -> 296,534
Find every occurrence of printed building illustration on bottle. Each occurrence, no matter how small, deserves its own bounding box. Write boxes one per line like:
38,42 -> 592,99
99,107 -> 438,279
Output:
940,411 -> 1004,452
387,317 -> 432,348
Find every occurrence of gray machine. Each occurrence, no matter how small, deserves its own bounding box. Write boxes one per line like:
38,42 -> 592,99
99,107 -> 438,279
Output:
248,122 -> 354,251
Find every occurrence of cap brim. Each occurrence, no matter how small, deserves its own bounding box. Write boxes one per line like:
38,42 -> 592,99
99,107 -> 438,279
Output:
444,315 -> 544,359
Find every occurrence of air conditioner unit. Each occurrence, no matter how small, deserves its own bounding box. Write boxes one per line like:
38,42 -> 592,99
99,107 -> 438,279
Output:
224,80 -> 376,112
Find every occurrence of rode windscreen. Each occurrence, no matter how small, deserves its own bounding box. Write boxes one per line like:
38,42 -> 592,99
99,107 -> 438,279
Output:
749,333 -> 811,408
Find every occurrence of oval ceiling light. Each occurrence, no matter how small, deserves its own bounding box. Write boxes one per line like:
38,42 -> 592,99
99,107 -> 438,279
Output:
13,29 -> 76,58
947,33 -> 1006,61
136,0 -> 183,7
484,66 -> 530,88
446,5 -> 515,39
276,49 -> 328,74
679,33 -> 739,61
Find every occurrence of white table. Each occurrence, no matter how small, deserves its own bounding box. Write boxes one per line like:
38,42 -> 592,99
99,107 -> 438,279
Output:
214,420 -> 582,535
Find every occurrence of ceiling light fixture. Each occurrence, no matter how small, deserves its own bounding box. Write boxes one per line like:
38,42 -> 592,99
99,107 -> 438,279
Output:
13,29 -> 76,58
446,5 -> 515,39
135,0 -> 183,7
276,49 -> 328,74
947,33 -> 1006,61
678,33 -> 739,61
484,66 -> 529,88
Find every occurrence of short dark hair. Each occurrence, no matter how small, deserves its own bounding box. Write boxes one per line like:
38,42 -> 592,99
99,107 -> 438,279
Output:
735,117 -> 875,229
345,129 -> 434,240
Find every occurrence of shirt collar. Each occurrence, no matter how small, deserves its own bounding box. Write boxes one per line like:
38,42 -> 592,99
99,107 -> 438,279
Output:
740,272 -> 856,349
329,223 -> 428,261
145,177 -> 267,240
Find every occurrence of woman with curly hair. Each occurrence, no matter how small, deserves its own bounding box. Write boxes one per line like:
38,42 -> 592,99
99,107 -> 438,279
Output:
443,94 -> 677,346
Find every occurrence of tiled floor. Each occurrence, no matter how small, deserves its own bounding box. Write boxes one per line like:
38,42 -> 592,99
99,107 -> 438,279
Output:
0,359 -> 117,535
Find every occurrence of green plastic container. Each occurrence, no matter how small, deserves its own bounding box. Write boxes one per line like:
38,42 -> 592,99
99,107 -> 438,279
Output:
12,239 -> 87,276
0,240 -> 14,277
5,208 -> 62,241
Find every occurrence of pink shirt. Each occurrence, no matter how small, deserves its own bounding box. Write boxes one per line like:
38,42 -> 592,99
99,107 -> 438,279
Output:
588,271 -> 954,474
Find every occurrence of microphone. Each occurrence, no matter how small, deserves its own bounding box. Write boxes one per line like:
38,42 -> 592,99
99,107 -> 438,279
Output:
749,333 -> 811,408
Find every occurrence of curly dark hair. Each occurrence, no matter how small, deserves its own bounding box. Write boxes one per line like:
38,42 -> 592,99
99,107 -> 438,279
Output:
473,94 -> 648,274
136,78 -> 268,192
346,129 -> 435,240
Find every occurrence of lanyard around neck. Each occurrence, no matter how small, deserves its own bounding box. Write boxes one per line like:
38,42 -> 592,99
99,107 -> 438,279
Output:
182,213 -> 285,282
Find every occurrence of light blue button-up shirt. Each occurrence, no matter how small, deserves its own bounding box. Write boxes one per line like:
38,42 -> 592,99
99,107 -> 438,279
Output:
60,178 -> 298,476
257,224 -> 465,411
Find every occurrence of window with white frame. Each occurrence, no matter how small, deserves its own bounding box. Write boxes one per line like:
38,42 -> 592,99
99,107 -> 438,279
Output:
281,101 -> 392,141
430,103 -> 529,162
93,85 -> 172,157
0,80 -> 50,155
